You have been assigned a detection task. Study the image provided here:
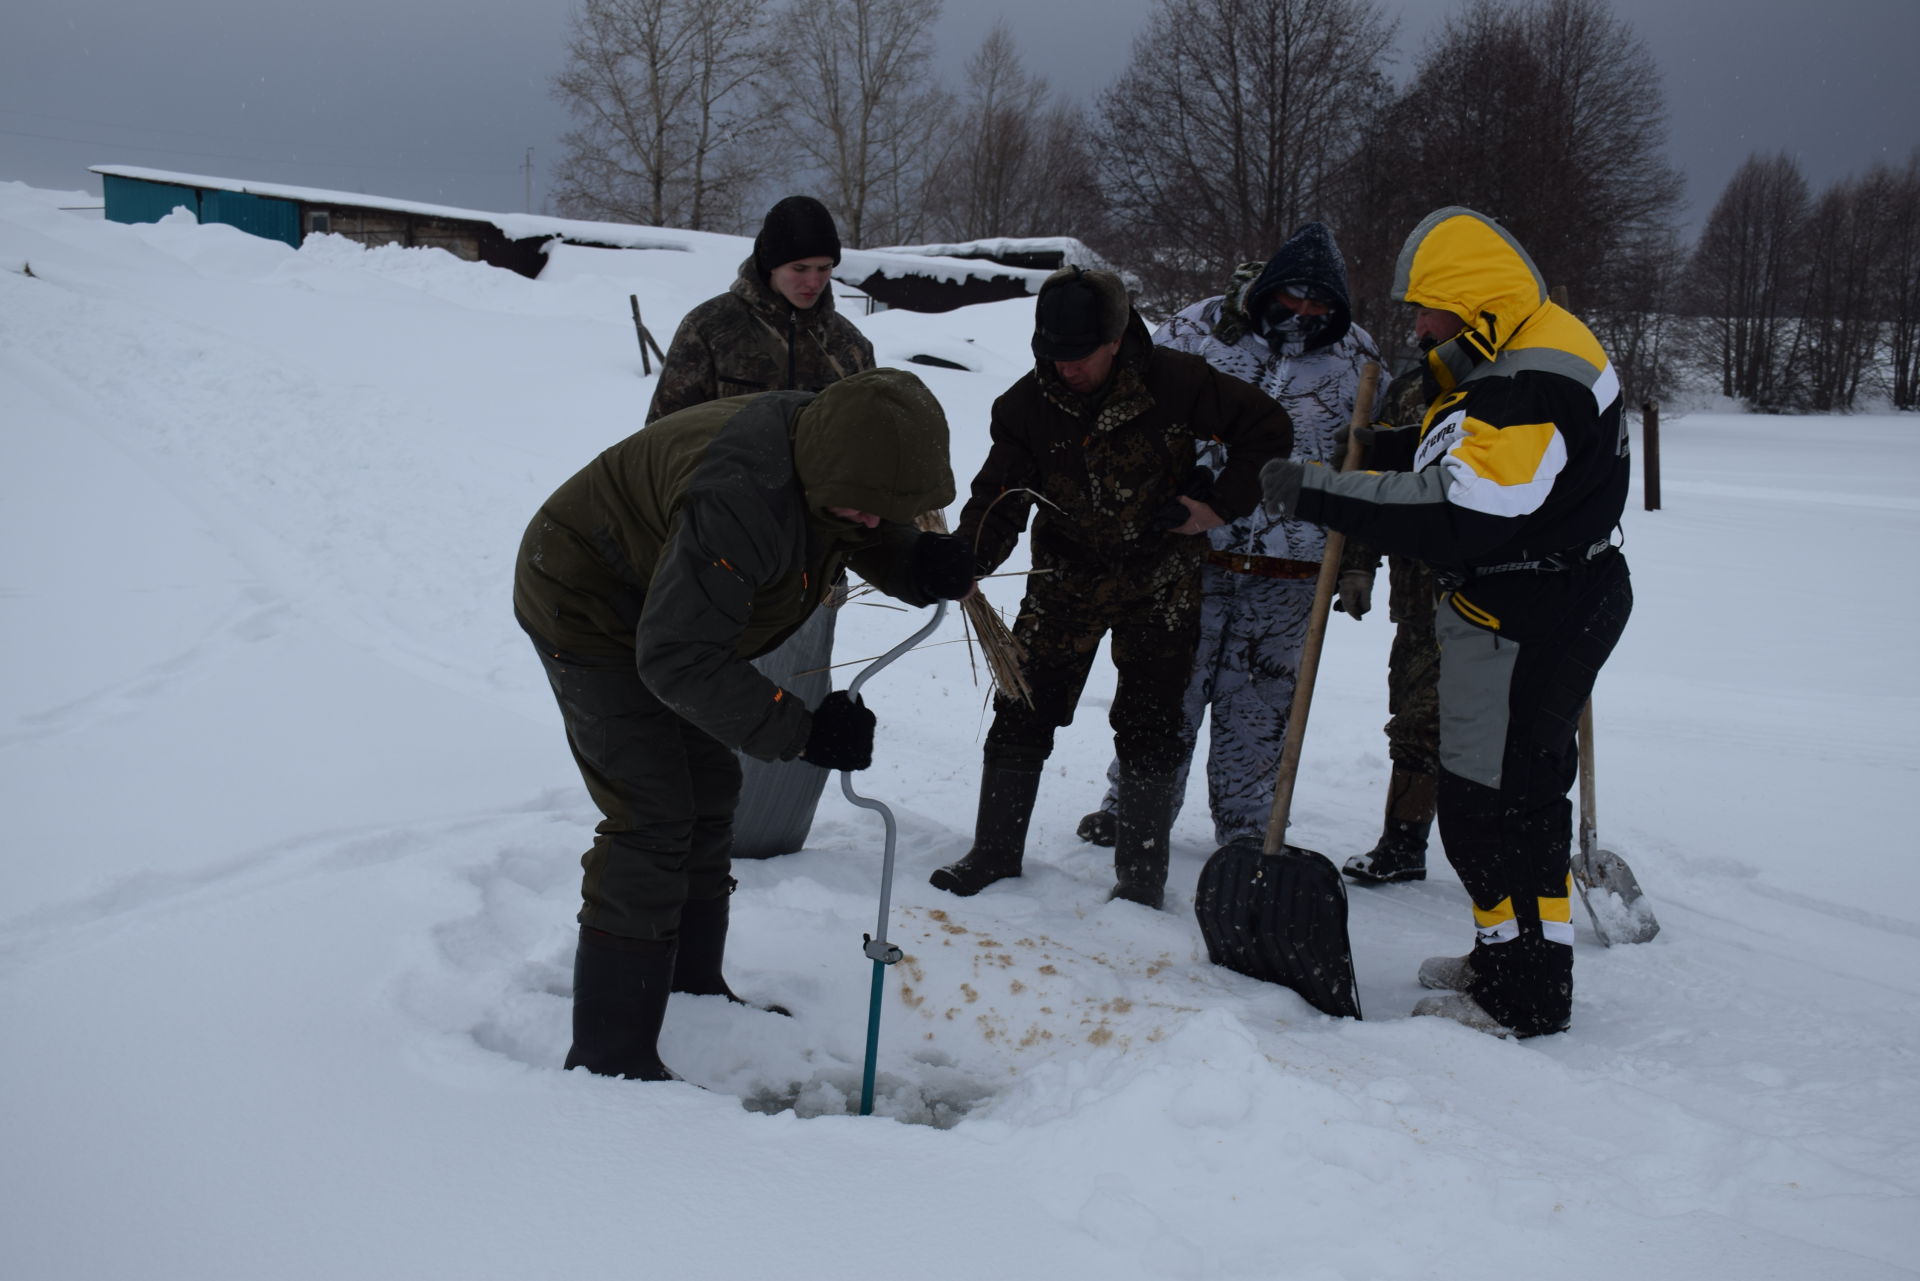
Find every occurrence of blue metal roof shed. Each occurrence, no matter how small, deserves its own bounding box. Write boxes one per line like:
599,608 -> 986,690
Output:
90,166 -> 553,275
100,171 -> 302,246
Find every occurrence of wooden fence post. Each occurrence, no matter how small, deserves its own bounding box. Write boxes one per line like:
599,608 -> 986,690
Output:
1641,400 -> 1662,511
629,295 -> 666,375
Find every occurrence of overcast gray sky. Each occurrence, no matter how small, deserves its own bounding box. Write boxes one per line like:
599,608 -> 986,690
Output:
3,0 -> 1915,237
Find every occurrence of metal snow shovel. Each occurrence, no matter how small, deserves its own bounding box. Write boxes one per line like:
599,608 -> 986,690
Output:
837,600 -> 949,1116
1193,363 -> 1381,1020
1572,700 -> 1660,945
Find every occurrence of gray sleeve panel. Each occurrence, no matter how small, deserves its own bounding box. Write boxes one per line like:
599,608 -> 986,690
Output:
1299,454 -> 1522,565
1469,346 -> 1602,394
1434,600 -> 1516,789
1322,466 -> 1452,508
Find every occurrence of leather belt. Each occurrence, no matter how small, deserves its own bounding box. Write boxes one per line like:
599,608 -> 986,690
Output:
1204,549 -> 1320,580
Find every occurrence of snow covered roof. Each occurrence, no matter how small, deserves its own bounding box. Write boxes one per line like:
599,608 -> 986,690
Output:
88,165 -> 1053,294
867,236 -> 1109,271
90,164 -> 715,251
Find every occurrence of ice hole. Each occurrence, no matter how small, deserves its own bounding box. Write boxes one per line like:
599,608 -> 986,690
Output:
740,1066 -> 996,1128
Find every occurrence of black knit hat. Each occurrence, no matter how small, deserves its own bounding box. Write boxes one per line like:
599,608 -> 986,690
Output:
754,196 -> 843,279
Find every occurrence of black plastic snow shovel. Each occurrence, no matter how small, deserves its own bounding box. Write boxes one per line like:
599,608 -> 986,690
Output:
1573,700 -> 1660,945
837,600 -> 948,1116
1193,364 -> 1380,1020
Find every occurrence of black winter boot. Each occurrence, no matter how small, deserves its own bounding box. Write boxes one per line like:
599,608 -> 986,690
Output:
672,887 -> 792,1016
930,764 -> 1043,897
1076,808 -> 1116,847
564,926 -> 678,1081
1109,766 -> 1179,910
1343,768 -> 1436,885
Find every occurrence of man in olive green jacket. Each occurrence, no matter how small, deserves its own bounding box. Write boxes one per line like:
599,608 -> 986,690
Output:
516,368 -> 974,1081
649,195 -> 876,861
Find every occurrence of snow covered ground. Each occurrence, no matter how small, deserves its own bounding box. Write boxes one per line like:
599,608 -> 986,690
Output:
2,180 -> 1916,1279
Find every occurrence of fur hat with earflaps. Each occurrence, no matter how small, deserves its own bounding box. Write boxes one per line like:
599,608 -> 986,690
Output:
1031,267 -> 1131,361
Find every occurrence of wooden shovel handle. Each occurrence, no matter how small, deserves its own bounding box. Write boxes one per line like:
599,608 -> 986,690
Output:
1263,362 -> 1383,854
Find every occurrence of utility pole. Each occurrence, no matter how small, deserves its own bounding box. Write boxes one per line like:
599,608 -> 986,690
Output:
523,147 -> 535,213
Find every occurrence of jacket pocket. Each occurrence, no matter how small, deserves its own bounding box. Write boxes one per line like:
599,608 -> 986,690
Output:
1445,589 -> 1501,633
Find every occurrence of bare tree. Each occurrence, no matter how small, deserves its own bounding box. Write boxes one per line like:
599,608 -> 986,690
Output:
1337,0 -> 1682,376
1092,0 -> 1396,310
762,0 -> 948,246
916,25 -> 1107,244
1686,152 -> 1809,408
1029,104 -> 1112,246
1878,151 -> 1920,411
549,0 -> 773,230
923,24 -> 1048,240
1587,226 -> 1686,411
1792,171 -> 1894,411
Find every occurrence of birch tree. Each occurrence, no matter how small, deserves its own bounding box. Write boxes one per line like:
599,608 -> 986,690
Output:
762,0 -> 947,246
549,0 -> 773,230
1093,0 -> 1394,308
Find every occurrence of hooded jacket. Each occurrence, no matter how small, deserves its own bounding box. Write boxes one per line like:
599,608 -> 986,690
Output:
516,368 -> 954,761
1291,207 -> 1628,575
646,258 -> 876,424
1239,221 -> 1355,354
1156,226 -> 1379,564
958,275 -> 1292,578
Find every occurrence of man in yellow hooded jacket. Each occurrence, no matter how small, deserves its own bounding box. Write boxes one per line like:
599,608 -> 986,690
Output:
1261,207 -> 1632,1037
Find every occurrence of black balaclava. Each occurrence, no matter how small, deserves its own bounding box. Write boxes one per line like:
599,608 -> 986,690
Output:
1244,221 -> 1354,352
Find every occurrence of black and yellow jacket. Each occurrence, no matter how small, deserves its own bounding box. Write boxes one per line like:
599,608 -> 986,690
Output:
515,368 -> 954,762
1292,207 -> 1628,576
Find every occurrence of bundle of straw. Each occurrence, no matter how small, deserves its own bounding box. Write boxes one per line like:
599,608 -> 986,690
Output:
916,510 -> 1033,707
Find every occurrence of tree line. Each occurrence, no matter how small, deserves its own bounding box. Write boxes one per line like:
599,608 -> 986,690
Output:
550,0 -> 1920,412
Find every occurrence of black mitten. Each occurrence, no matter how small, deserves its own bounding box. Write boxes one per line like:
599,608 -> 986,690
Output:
912,532 -> 977,601
800,691 -> 876,771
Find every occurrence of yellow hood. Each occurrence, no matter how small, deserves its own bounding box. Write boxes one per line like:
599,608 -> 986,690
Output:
1392,207 -> 1547,355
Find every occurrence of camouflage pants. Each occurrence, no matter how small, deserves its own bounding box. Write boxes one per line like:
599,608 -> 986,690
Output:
1385,555 -> 1441,776
1095,564 -> 1314,847
986,551 -> 1201,775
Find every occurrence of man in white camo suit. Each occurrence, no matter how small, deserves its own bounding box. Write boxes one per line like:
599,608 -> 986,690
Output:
1078,222 -> 1378,852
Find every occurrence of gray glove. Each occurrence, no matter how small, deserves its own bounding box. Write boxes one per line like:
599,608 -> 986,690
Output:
1331,423 -> 1376,469
1334,569 -> 1374,620
1260,459 -> 1304,518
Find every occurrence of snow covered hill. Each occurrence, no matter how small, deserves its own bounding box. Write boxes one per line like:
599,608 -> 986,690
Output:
2,180 -> 1915,1279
